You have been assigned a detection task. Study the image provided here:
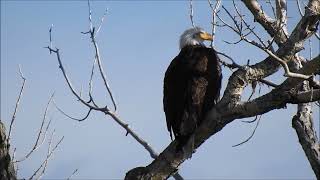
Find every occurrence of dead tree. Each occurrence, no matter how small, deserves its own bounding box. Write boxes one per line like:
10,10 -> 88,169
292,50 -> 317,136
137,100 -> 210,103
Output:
125,0 -> 320,179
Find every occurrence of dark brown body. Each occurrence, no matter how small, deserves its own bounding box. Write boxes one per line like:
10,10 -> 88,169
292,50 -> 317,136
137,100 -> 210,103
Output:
163,45 -> 222,144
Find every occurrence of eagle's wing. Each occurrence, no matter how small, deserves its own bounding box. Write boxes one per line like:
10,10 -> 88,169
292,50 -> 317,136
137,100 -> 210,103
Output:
164,46 -> 222,141
163,54 -> 189,139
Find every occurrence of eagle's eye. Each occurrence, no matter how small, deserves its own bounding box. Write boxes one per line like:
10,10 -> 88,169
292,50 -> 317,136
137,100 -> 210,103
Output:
193,33 -> 200,38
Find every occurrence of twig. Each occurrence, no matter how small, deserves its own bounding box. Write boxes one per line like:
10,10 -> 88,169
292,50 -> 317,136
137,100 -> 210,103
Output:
233,115 -> 262,147
308,38 -> 312,60
242,115 -> 258,123
35,130 -> 55,180
314,32 -> 320,40
53,100 -> 93,122
95,8 -> 108,38
266,0 -> 276,19
89,31 -> 117,111
216,51 -> 278,88
220,4 -> 311,80
7,65 -> 26,147
296,0 -> 304,16
15,93 -> 54,163
49,24 -> 53,53
208,0 -> 221,47
67,169 -> 79,180
87,0 -> 93,32
45,47 -> 106,111
189,0 -> 195,27
216,50 -> 243,69
87,57 -> 99,107
28,136 -> 64,180
259,79 -> 278,88
248,81 -> 257,101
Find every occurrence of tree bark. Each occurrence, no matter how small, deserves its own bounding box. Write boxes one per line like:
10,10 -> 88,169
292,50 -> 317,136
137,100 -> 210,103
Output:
292,78 -> 320,179
0,121 -> 17,180
292,102 -> 320,179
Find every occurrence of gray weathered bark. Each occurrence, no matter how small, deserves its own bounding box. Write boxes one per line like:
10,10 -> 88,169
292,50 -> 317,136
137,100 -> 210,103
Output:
292,80 -> 320,179
0,121 -> 17,180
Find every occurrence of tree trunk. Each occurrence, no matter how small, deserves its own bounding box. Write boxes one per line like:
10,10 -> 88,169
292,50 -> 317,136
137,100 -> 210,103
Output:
0,121 -> 17,180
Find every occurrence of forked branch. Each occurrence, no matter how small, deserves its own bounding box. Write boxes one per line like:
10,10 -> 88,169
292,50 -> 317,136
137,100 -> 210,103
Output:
46,1 -> 183,179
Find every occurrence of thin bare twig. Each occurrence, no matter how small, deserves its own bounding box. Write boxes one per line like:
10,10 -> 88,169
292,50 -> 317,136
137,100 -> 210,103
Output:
49,24 -> 53,53
233,115 -> 262,147
296,0 -> 304,16
95,8 -> 108,38
259,79 -> 278,88
314,32 -> 320,40
7,65 -> 26,148
248,81 -> 257,101
89,32 -> 117,111
242,115 -> 258,123
220,4 -> 311,81
189,0 -> 195,27
53,100 -> 93,122
266,0 -> 276,19
308,39 -> 312,60
87,57 -> 99,107
216,50 -> 243,69
67,169 -> 79,180
35,130 -> 55,180
216,50 -> 278,88
15,93 -> 54,163
28,135 -> 64,180
208,0 -> 221,47
87,0 -> 93,32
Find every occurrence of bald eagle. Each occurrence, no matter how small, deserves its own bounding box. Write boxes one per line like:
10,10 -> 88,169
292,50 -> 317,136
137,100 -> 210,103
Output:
163,27 -> 222,150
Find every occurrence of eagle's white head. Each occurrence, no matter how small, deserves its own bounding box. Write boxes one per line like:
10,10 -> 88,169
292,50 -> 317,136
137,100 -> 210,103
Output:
179,27 -> 213,49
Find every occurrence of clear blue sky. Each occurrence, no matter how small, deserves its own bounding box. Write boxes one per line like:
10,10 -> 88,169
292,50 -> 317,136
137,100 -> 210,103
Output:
1,1 -> 319,179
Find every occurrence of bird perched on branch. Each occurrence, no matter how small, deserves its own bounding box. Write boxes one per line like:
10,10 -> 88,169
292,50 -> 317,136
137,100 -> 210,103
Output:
163,27 -> 222,153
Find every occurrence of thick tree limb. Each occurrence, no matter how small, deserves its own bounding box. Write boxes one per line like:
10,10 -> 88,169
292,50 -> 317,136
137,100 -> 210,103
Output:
241,0 -> 288,45
292,80 -> 320,179
292,109 -> 320,179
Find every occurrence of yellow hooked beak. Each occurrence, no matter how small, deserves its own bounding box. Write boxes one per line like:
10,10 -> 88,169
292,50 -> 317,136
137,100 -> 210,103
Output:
199,32 -> 213,41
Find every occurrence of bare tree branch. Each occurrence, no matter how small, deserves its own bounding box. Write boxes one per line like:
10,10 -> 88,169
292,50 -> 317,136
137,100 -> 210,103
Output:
292,80 -> 320,179
7,65 -> 26,148
15,93 -> 54,163
220,2 -> 312,81
46,1 -> 184,179
189,0 -> 195,27
28,135 -> 64,180
67,169 -> 79,180
297,0 -> 304,16
208,0 -> 221,47
241,0 -> 288,45
232,115 -> 262,147
34,130 -> 55,180
53,100 -> 93,122
275,0 -> 288,36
